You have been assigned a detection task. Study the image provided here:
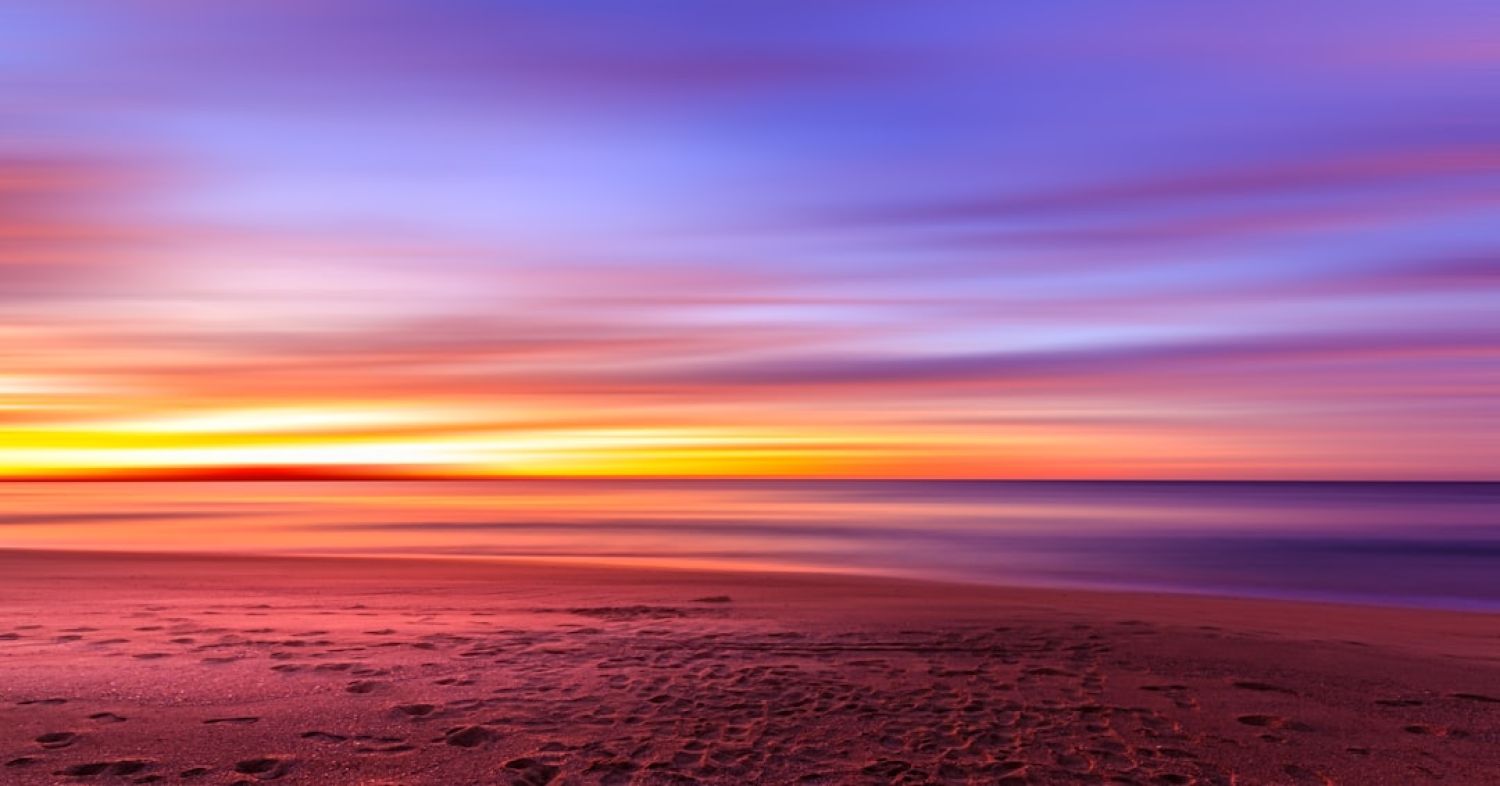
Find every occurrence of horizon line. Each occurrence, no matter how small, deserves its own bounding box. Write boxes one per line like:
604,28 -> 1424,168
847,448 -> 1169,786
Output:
2,472 -> 1494,485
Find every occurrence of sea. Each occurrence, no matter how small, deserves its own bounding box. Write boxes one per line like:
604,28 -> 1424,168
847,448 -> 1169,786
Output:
2,480 -> 1497,611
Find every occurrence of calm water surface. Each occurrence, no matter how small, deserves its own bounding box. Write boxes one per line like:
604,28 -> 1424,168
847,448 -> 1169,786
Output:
2,480 -> 1497,610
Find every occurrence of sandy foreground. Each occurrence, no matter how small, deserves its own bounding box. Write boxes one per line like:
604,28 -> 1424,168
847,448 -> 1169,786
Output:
0,550 -> 1497,785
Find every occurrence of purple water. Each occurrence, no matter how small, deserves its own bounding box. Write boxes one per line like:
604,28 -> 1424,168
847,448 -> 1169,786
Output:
2,480 -> 1497,610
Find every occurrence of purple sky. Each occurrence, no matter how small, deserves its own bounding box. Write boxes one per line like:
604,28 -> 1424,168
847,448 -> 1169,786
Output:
1,1 -> 1496,478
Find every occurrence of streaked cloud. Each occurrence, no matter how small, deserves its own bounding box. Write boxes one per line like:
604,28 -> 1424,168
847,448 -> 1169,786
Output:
0,1 -> 1495,479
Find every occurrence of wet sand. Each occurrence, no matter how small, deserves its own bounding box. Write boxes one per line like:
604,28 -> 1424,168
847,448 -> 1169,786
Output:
1,549 -> 1497,785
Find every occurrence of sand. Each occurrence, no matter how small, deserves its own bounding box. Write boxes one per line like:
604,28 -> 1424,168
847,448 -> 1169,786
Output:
0,549 -> 1497,785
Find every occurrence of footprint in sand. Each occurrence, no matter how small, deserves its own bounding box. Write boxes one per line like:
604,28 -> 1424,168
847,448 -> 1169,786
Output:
862,759 -> 913,777
442,725 -> 497,748
58,760 -> 151,778
1283,763 -> 1334,784
394,703 -> 437,717
345,680 -> 383,694
504,757 -> 560,785
89,712 -> 127,723
300,731 -> 349,743
1238,714 -> 1312,732
233,757 -> 291,780
204,716 -> 259,725
1232,680 -> 1297,695
355,741 -> 416,754
36,731 -> 78,748
584,759 -> 637,786
1402,724 -> 1466,737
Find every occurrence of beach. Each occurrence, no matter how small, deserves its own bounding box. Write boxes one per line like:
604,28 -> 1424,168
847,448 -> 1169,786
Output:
7,1 -> 1498,783
1,549 -> 1496,785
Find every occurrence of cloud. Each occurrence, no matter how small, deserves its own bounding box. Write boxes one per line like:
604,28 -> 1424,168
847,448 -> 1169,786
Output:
628,329 -> 1500,390
0,153 -> 157,297
1,2 -> 1496,478
810,143 -> 1500,240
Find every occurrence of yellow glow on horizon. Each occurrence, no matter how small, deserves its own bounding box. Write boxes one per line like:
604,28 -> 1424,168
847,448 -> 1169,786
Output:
0,392 -> 1206,479
459,427 -> 888,476
0,413 -> 1012,477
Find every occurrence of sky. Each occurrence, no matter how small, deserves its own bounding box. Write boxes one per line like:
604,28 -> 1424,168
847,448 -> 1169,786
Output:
0,1 -> 1496,479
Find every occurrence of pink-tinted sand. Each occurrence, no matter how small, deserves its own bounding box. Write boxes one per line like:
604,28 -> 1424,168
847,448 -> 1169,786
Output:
1,549 -> 1497,785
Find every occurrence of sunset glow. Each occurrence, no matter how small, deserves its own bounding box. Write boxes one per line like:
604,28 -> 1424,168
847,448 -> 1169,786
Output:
2,2 -> 1496,480
3,7 -> 1499,784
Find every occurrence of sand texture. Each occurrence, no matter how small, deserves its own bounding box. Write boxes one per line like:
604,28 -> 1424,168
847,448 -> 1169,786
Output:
1,550 -> 1497,785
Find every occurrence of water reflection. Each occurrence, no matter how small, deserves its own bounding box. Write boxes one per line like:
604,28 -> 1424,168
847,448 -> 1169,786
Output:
1,481 -> 1496,609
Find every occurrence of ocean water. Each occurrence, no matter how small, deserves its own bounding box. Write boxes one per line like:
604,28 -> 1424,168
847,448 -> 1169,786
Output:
2,480 -> 1497,611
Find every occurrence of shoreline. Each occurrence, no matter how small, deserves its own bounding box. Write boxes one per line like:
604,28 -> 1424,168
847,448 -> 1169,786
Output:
5,546 -> 1498,643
